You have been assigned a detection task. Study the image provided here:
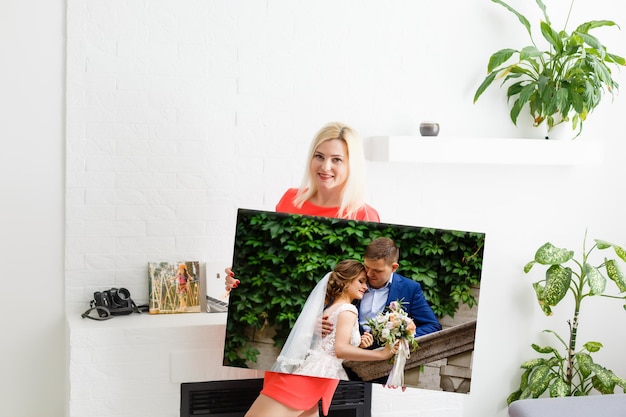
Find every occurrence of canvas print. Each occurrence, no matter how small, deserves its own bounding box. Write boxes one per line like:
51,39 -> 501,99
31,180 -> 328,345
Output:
223,209 -> 486,393
148,261 -> 203,314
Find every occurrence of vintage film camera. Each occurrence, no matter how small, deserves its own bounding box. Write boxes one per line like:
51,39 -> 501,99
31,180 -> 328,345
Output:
92,287 -> 136,317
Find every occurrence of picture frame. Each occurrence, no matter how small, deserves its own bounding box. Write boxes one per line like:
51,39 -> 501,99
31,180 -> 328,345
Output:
148,261 -> 205,314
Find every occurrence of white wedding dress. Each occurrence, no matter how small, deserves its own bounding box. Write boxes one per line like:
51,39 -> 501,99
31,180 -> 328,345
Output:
293,303 -> 361,380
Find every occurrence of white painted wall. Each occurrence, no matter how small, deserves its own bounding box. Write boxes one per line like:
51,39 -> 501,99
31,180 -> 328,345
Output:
3,0 -> 626,416
0,1 -> 65,416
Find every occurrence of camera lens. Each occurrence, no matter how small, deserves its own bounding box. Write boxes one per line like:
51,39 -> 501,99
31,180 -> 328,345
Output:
116,288 -> 130,301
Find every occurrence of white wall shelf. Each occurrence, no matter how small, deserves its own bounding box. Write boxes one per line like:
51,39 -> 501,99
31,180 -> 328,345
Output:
366,136 -> 604,165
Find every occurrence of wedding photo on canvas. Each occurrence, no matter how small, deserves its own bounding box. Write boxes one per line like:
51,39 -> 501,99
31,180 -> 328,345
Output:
223,208 -> 485,392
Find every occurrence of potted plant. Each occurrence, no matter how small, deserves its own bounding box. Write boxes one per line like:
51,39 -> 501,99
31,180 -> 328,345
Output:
508,232 -> 626,404
473,0 -> 626,139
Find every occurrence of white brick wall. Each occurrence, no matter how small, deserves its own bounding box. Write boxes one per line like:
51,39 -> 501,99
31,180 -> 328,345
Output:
65,1 -> 626,417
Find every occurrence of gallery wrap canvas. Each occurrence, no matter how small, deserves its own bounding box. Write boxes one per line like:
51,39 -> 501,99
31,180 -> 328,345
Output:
148,261 -> 204,314
223,208 -> 485,392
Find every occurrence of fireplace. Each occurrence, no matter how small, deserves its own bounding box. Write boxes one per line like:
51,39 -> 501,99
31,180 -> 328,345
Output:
180,378 -> 372,417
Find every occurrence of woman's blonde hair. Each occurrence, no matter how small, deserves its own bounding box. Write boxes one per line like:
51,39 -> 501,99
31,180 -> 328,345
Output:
325,259 -> 365,306
293,122 -> 368,219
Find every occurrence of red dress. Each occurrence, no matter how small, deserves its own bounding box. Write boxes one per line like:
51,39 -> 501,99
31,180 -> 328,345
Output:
275,188 -> 380,222
260,188 -> 380,415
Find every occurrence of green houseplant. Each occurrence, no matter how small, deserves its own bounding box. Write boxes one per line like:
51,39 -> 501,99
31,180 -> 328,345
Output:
508,232 -> 626,404
474,0 -> 626,139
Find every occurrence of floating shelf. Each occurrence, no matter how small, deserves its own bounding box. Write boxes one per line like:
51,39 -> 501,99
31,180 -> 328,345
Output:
366,136 -> 604,165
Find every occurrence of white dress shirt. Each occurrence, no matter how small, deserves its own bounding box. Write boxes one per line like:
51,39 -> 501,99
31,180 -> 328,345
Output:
359,273 -> 393,331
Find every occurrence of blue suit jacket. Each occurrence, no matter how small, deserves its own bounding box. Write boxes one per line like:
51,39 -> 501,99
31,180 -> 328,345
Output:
378,272 -> 442,337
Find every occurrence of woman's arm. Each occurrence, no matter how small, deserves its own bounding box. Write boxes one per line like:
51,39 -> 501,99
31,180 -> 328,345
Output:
334,310 -> 396,361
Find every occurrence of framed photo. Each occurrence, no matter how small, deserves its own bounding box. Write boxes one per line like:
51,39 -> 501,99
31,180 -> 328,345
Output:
148,261 -> 205,314
223,209 -> 485,392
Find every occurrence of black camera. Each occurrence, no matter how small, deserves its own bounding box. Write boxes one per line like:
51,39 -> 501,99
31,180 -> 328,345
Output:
92,287 -> 135,317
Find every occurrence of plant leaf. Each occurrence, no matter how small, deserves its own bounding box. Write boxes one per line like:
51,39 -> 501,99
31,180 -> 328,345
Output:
588,363 -> 618,392
595,240 -> 626,262
534,242 -> 574,265
584,262 -> 606,295
524,260 -> 537,273
543,329 -> 568,349
595,239 -> 613,250
519,45 -> 543,62
507,390 -> 522,405
613,245 -> 626,263
527,365 -> 556,398
605,258 -> 626,292
592,374 -> 616,394
606,52 -> 626,66
540,21 -> 563,53
541,265 -> 571,306
583,341 -> 603,353
491,0 -> 533,40
576,353 -> 594,379
510,83 -> 536,124
474,72 -> 498,103
534,0 -> 550,25
521,357 -> 549,369
549,377 -> 570,397
577,32 -> 604,56
488,48 -> 518,72
575,20 -> 620,35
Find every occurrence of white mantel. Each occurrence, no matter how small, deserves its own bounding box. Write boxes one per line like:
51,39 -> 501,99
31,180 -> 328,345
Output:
66,312 -> 263,417
366,136 -> 604,165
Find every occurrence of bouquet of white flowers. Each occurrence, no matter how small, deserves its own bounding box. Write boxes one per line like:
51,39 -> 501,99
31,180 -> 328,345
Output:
366,299 -> 419,387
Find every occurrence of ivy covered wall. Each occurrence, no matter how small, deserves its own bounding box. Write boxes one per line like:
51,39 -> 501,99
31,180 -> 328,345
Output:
224,209 -> 485,366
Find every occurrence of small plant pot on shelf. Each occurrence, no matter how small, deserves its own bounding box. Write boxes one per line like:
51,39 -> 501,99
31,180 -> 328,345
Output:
419,122 -> 439,137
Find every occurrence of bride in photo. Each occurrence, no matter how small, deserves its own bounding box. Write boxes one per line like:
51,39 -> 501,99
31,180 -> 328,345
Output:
272,259 -> 399,380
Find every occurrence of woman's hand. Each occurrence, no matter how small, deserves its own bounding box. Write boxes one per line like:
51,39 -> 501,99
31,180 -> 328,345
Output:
224,267 -> 240,291
384,340 -> 401,358
359,331 -> 373,348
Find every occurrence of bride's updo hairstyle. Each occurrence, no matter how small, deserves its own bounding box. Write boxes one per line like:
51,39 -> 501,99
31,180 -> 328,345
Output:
325,259 -> 365,306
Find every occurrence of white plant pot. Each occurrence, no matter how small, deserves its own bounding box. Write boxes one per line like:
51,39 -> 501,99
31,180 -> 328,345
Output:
545,122 -> 579,140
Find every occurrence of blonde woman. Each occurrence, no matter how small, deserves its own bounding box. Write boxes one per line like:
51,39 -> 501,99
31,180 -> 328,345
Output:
227,122 -> 380,417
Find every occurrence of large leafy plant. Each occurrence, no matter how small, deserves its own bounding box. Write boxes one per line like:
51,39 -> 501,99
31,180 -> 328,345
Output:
474,0 -> 626,138
508,233 -> 626,404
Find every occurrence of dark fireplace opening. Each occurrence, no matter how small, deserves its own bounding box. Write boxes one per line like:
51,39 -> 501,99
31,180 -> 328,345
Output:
181,378 -> 371,417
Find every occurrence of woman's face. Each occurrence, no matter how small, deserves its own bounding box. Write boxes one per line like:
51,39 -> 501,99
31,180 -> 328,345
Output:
346,271 -> 368,301
310,138 -> 349,195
